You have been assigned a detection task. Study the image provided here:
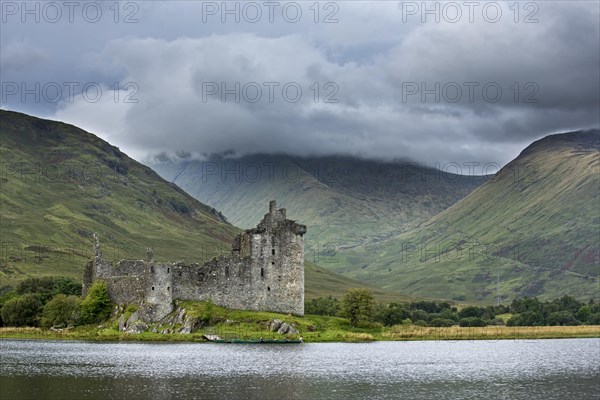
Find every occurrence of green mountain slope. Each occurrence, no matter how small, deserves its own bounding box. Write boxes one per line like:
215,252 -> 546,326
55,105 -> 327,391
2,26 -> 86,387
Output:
151,153 -> 487,269
0,110 -> 237,286
341,130 -> 600,302
0,110 -> 410,302
304,260 -> 418,303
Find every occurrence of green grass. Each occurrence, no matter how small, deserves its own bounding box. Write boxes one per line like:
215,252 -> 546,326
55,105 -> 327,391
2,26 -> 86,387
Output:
1,300 -> 598,343
178,299 -> 379,342
0,326 -> 209,342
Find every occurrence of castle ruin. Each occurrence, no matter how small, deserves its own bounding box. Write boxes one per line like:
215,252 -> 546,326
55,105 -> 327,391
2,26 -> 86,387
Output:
83,200 -> 307,320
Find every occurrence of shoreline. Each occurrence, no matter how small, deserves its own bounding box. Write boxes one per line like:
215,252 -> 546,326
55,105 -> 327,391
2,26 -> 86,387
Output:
1,325 -> 599,343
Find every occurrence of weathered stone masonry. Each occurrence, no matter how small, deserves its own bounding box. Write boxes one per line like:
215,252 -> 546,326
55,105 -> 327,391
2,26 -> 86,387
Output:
82,201 -> 307,320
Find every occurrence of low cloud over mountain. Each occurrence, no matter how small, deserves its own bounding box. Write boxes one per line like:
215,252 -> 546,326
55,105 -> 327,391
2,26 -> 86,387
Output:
2,2 -> 598,166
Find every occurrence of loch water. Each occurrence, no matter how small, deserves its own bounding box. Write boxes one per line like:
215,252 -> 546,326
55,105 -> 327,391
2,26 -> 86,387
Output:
1,338 -> 599,399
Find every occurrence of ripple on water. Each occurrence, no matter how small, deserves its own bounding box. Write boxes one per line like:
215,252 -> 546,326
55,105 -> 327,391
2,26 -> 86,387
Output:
1,338 -> 599,400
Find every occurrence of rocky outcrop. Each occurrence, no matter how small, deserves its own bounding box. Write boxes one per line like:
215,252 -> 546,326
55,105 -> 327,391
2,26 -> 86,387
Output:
115,306 -> 192,334
114,306 -> 300,337
269,319 -> 299,335
269,319 -> 283,332
126,320 -> 148,334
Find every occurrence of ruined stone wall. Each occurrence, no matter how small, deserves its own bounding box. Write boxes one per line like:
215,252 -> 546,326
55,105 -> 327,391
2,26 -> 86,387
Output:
92,259 -> 147,305
173,255 -> 256,310
85,201 -> 306,319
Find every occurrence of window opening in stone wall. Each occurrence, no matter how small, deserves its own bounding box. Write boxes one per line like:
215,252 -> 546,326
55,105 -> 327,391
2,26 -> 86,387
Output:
267,286 -> 271,291
167,267 -> 170,273
261,268 -> 264,277
150,266 -> 155,273
272,249 -> 275,255
152,286 -> 155,290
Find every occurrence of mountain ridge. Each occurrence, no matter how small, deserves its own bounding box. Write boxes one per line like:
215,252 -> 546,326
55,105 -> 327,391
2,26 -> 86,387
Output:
340,129 -> 600,302
150,152 -> 489,266
0,110 -> 413,302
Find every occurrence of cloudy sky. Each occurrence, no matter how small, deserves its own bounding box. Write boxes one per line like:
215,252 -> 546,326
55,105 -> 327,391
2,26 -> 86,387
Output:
1,1 -> 598,167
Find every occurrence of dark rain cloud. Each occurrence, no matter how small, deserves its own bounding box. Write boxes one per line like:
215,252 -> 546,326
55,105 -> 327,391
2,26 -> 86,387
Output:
1,1 -> 598,166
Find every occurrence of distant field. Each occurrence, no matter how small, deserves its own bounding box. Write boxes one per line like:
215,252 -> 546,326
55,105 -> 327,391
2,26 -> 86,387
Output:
381,325 -> 600,341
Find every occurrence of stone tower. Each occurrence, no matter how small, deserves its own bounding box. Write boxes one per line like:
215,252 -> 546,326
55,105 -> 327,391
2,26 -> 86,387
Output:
232,200 -> 307,315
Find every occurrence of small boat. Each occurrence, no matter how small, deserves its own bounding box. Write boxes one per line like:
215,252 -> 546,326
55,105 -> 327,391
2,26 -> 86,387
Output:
261,338 -> 303,344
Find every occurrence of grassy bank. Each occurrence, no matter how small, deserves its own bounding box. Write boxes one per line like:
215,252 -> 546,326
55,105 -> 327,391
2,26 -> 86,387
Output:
1,299 -> 598,343
1,325 -> 598,343
1,314 -> 598,344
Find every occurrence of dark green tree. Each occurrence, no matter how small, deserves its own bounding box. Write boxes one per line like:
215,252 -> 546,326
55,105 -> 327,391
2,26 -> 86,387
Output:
551,295 -> 583,314
430,318 -> 455,327
458,306 -> 483,319
459,317 -> 488,327
439,308 -> 459,322
409,301 -> 440,313
588,313 -> 600,325
305,296 -> 341,316
0,289 -> 17,327
510,297 -> 542,314
15,276 -> 81,302
576,306 -> 592,323
80,281 -> 112,324
15,277 -> 55,302
507,311 -> 544,326
546,311 -> 579,326
0,294 -> 43,327
375,303 -> 408,326
410,310 -> 429,323
51,277 -> 82,297
341,288 -> 374,327
41,294 -> 82,328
